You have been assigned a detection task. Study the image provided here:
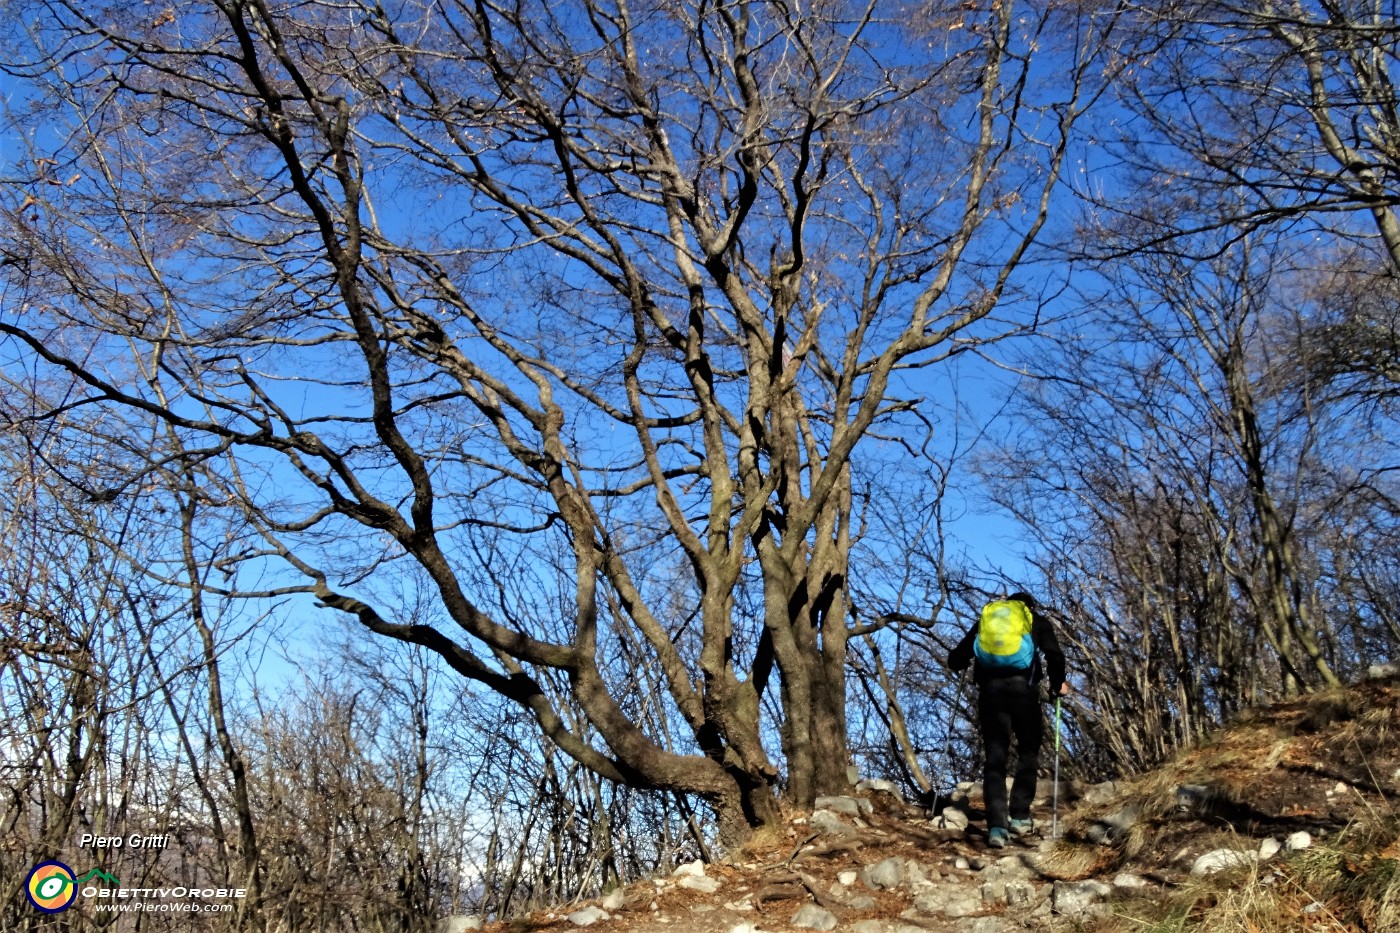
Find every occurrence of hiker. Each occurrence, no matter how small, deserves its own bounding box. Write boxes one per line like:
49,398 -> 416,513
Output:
947,592 -> 1068,849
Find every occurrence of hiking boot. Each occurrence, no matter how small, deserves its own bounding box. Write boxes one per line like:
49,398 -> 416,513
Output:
988,827 -> 1009,849
1009,818 -> 1035,837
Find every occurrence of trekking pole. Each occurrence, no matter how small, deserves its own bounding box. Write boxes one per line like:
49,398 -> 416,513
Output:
1051,695 -> 1062,840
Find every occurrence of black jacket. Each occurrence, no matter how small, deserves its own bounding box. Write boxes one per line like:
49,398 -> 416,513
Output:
948,601 -> 1066,692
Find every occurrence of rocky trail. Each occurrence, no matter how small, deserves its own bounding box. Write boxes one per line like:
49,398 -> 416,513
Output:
445,675 -> 1400,933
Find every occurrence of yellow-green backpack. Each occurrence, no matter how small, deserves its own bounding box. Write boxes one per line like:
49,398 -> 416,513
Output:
974,599 -> 1034,669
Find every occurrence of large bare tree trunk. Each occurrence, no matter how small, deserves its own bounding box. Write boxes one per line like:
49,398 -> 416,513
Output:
0,0 -> 1124,834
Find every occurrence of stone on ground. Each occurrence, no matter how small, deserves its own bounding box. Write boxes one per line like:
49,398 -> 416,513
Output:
861,857 -> 905,890
856,779 -> 902,800
673,860 -> 706,878
815,795 -> 866,818
790,904 -> 838,931
1053,879 -> 1112,918
939,807 -> 969,831
904,860 -> 932,887
437,918 -> 482,933
1190,849 -> 1256,876
678,874 -> 721,894
810,809 -> 856,837
566,907 -> 608,926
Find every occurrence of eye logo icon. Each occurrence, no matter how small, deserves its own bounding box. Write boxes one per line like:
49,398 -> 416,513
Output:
26,861 -> 77,912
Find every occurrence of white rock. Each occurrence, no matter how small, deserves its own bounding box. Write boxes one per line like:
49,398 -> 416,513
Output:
810,809 -> 856,837
1005,879 -> 1039,907
437,918 -> 483,933
941,890 -> 983,918
953,857 -> 971,870
1302,902 -> 1324,915
567,907 -> 608,926
904,861 -> 930,887
912,882 -> 983,918
1112,873 -> 1148,889
854,923 -> 924,933
678,875 -> 721,894
1190,849 -> 1256,876
728,924 -> 759,933
837,870 -> 858,886
1087,805 -> 1140,845
600,890 -> 625,911
993,855 -> 1035,878
1079,780 -> 1120,806
862,857 -> 905,890
1053,879 -> 1113,917
856,779 -> 902,800
815,795 -> 864,817
673,860 -> 706,878
940,807 -> 970,831
1286,831 -> 1313,852
1175,784 -> 1212,813
1259,838 -> 1282,860
791,905 -> 838,931
847,896 -> 877,910
967,919 -> 1015,933
724,900 -> 753,912
850,922 -> 888,933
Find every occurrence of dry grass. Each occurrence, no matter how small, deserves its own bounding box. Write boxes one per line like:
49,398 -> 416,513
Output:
1068,679 -> 1400,931
1091,812 -> 1400,933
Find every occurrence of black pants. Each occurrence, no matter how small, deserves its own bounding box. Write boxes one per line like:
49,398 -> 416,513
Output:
977,675 -> 1042,830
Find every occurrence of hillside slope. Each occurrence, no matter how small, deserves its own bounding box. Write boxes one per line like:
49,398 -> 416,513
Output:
456,675 -> 1400,933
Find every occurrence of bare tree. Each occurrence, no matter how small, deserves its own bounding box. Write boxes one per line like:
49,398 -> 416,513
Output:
980,226 -> 1396,770
0,0 -> 1127,836
1105,0 -> 1400,262
0,385 -> 231,929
